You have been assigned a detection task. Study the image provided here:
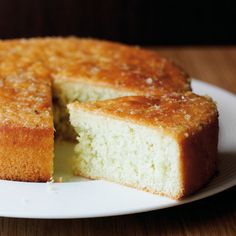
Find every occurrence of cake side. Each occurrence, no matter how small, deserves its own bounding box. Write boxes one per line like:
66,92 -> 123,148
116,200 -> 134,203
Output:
178,118 -> 219,197
0,125 -> 53,181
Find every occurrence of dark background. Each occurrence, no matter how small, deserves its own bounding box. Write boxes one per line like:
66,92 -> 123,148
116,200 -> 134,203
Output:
0,0 -> 235,45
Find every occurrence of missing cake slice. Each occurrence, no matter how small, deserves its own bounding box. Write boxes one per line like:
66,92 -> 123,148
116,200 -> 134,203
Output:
68,92 -> 218,199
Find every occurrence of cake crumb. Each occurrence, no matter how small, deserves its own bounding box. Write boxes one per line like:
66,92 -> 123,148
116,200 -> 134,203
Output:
90,66 -> 100,75
146,77 -> 153,85
48,177 -> 54,183
129,110 -> 136,115
55,176 -> 63,183
46,179 -> 57,193
153,104 -> 160,110
184,114 -> 191,121
184,132 -> 189,137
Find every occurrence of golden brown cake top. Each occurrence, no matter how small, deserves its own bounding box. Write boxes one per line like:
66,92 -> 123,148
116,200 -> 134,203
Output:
69,92 -> 218,138
0,37 -> 190,129
0,73 -> 53,128
0,39 -> 53,128
0,37 -> 190,96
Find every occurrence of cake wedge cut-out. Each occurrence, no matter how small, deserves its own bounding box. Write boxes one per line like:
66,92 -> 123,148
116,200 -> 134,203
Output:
68,92 -> 218,199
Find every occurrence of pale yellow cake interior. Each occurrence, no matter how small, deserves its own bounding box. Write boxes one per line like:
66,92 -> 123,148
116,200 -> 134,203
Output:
67,107 -> 182,198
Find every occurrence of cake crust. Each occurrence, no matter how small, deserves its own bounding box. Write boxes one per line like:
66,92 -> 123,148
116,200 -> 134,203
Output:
69,92 -> 218,138
51,38 -> 191,96
0,37 -> 191,96
0,125 -> 53,181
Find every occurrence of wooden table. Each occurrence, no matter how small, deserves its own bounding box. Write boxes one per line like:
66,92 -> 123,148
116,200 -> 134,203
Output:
0,47 -> 235,236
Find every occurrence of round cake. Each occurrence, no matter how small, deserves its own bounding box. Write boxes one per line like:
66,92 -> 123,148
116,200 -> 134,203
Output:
0,37 -> 218,199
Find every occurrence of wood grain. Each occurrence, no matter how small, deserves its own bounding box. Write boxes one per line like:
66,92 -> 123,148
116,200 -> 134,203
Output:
0,47 -> 235,236
157,47 -> 236,94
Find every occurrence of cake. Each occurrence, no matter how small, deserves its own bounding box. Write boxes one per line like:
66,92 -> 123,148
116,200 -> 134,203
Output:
0,37 -> 218,199
0,37 -> 190,180
68,93 -> 218,199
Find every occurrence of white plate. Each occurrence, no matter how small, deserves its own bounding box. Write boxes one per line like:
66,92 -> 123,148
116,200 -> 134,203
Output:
0,79 -> 235,219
